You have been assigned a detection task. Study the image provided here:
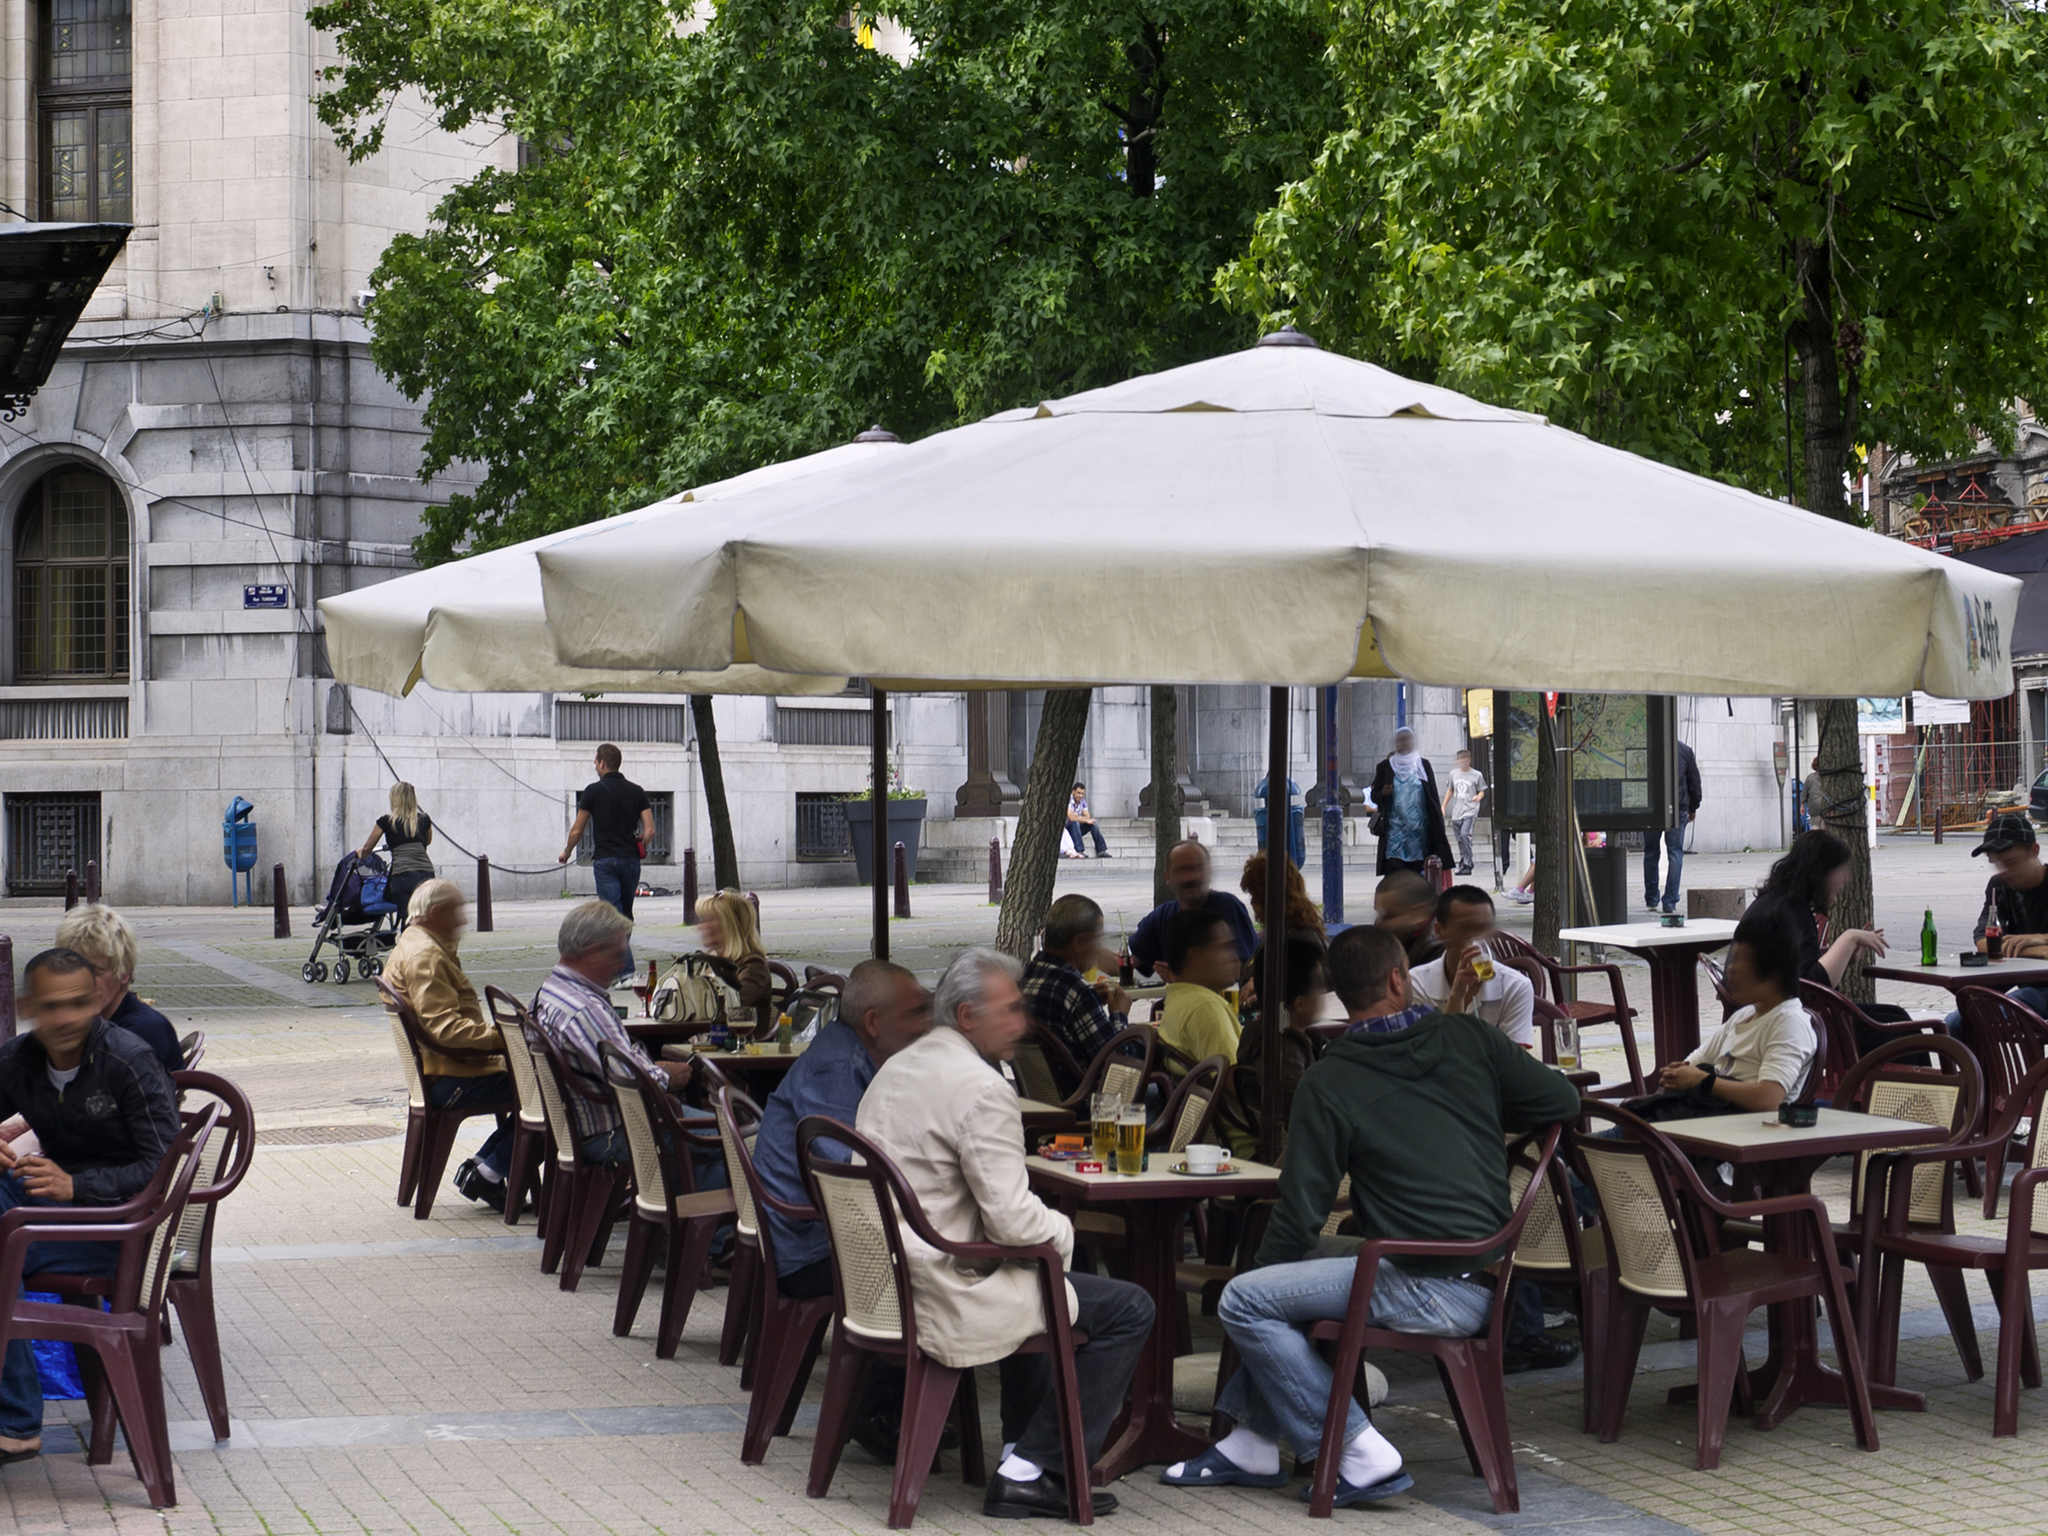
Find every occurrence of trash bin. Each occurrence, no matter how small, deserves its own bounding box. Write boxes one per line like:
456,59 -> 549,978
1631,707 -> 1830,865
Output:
1581,841 -> 1630,927
222,796 -> 258,906
1254,776 -> 1308,870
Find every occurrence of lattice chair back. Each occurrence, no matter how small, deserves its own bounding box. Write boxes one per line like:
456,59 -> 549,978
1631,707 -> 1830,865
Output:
1162,1056 -> 1227,1154
1321,1173 -> 1352,1238
1508,1159 -> 1573,1272
716,1088 -> 764,1239
375,977 -> 428,1109
1838,1033 -> 1983,1232
163,1070 -> 254,1278
520,1017 -> 581,1170
137,1105 -> 222,1317
797,1118 -> 908,1345
2019,1067 -> 2048,1238
1099,1058 -> 1145,1107
1862,1077 -> 1963,1226
1011,1038 -> 1063,1103
1575,1138 -> 1688,1300
485,987 -> 548,1131
1083,1023 -> 1159,1109
599,1045 -> 676,1220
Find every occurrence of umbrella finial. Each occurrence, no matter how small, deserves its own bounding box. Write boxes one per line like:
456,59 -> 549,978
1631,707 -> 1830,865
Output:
853,424 -> 901,443
1257,324 -> 1320,350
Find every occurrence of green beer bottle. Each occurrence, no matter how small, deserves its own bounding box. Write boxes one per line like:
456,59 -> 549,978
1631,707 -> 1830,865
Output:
1920,908 -> 1938,967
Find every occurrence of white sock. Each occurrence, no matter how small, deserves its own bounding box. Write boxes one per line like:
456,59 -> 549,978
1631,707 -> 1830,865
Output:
1338,1423 -> 1402,1487
477,1164 -> 505,1183
1214,1425 -> 1280,1474
998,1453 -> 1042,1483
1001,1441 -> 1015,1461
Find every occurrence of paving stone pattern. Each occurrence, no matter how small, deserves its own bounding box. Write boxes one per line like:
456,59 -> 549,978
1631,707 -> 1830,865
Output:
1,835 -> 2043,1533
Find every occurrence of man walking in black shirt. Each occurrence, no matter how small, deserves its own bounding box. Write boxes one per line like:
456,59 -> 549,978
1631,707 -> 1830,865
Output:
560,743 -> 654,979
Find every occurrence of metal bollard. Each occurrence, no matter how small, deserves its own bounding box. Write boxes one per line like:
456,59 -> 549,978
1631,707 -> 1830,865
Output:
63,868 -> 77,911
0,935 -> 14,1038
272,862 -> 290,938
85,860 -> 100,903
682,847 -> 698,924
893,841 -> 911,919
475,855 -> 494,933
988,837 -> 1003,905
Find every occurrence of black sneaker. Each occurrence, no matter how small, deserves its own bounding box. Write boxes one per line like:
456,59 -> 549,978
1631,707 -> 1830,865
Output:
1503,1331 -> 1581,1373
452,1158 -> 490,1206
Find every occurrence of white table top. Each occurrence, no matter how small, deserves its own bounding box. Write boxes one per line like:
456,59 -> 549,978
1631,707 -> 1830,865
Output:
1558,919 -> 1739,951
1026,1153 -> 1282,1195
1651,1107 -> 1944,1161
1866,957 -> 2048,983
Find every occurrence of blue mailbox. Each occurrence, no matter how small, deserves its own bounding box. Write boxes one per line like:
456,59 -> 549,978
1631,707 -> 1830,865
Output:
223,796 -> 258,906
1253,775 -> 1307,871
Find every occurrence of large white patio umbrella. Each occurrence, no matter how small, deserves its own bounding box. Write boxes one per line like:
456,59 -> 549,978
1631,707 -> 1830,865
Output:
526,329 -> 2019,1180
534,332 -> 2017,701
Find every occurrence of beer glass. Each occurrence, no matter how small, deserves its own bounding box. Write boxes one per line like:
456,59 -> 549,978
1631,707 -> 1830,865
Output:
1116,1104 -> 1148,1176
1091,1093 -> 1118,1163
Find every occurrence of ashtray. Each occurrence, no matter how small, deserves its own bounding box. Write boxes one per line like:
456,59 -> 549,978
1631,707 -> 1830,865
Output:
1777,1103 -> 1819,1127
1959,952 -> 1989,967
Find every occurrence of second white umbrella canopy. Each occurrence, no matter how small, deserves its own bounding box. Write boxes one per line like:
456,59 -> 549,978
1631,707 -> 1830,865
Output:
535,333 -> 2019,700
316,438 -> 906,698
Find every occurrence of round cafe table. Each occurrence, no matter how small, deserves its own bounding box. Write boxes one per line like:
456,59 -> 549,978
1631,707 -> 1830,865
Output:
1026,1153 -> 1282,1483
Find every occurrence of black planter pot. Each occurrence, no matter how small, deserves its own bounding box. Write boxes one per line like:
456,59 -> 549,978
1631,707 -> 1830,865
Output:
845,797 -> 927,885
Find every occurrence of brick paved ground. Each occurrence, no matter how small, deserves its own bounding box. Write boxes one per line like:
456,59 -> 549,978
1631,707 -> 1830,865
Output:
0,834 -> 2041,1534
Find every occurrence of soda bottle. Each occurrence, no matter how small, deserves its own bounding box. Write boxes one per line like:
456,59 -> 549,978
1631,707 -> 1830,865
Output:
1117,947 -> 1135,988
1986,916 -> 2005,962
1920,908 -> 1938,967
776,1011 -> 795,1052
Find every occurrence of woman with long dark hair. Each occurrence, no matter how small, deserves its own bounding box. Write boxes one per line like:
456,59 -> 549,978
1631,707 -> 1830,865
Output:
1746,830 -> 1888,987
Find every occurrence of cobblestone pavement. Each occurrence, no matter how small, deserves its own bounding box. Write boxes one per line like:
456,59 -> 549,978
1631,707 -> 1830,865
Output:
1,834 -> 2044,1533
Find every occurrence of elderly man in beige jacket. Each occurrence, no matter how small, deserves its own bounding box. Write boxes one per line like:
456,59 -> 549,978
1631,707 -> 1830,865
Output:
857,947 -> 1153,1521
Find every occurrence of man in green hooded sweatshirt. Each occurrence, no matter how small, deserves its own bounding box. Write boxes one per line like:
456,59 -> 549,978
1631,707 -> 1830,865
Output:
1160,924 -> 1580,1506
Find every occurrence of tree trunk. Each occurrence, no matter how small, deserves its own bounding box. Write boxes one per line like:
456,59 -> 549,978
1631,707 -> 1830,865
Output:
689,694 -> 739,890
995,689 -> 1094,958
1793,236 -> 1875,1000
1150,685 -> 1178,907
1534,702 -> 1567,958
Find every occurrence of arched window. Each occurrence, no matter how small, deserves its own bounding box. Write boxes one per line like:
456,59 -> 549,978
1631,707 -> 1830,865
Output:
15,466 -> 129,680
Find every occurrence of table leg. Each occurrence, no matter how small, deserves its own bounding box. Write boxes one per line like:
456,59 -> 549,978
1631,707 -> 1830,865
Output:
1088,1200 -> 1209,1484
1646,949 -> 1705,1064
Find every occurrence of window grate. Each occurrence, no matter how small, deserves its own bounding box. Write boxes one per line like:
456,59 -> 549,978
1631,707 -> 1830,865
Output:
555,700 -> 686,744
795,792 -> 853,860
0,696 -> 126,739
5,791 -> 100,895
776,706 -> 873,747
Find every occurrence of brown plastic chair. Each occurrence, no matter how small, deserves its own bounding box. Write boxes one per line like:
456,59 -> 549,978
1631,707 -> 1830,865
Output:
520,1016 -> 629,1291
1301,1125 -> 1561,1516
1017,1023 -> 1159,1114
600,1042 -> 733,1357
374,976 -> 503,1219
484,986 -> 552,1226
1507,1139 -> 1607,1434
1487,933 -> 1645,1094
1573,1103 -> 1877,1469
714,1086 -> 837,1462
1699,955 -> 1737,1021
1798,981 -> 1940,1105
767,959 -> 801,1012
799,1115 -> 1090,1529
177,1030 -> 206,1070
803,966 -> 847,994
6,1105 -> 220,1508
1858,1057 -> 2048,1434
1955,985 -> 2048,1216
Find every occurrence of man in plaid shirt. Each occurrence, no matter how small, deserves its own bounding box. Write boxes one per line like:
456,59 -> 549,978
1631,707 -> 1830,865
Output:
1020,894 -> 1131,1096
534,900 -> 692,1161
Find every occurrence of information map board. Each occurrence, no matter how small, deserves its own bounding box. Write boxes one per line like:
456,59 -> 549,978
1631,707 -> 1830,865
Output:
1493,693 -> 1677,834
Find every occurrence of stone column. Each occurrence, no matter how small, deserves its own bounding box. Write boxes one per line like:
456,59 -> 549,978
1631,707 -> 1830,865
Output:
954,690 -> 1023,816
1137,685 -> 1210,816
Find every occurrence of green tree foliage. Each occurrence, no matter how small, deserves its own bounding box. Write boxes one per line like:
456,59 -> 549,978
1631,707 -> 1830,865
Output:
1224,0 -> 2048,973
311,0 -> 1340,560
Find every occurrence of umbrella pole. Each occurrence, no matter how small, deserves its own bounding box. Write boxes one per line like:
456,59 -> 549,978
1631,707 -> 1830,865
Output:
871,686 -> 889,960
1260,686 -> 1289,1163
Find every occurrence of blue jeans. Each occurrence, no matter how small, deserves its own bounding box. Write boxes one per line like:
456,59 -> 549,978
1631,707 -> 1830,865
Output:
1215,1255 -> 1493,1458
425,1073 -> 515,1177
1066,818 -> 1107,855
0,1172 -> 118,1438
591,857 -> 641,976
1644,813 -> 1688,911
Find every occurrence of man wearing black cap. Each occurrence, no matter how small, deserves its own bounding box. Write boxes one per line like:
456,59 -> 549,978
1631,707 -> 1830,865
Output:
1947,812 -> 2048,1027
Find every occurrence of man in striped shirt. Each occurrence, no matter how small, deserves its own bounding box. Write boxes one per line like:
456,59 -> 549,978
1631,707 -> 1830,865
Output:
534,900 -> 693,1163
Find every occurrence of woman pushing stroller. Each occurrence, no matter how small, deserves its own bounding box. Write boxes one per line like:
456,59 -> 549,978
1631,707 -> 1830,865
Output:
358,782 -> 436,921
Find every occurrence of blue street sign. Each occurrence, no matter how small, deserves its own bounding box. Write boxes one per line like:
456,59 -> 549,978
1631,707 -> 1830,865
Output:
243,584 -> 289,609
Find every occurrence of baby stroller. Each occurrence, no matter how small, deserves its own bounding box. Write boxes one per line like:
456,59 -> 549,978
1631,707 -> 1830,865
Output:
303,850 -> 401,984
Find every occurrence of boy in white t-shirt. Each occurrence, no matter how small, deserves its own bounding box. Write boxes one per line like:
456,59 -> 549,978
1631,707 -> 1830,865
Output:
1659,913 -> 1817,1111
1441,750 -> 1487,876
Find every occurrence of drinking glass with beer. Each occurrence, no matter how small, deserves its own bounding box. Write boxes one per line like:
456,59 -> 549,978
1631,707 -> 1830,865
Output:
1115,1104 -> 1148,1176
1091,1093 -> 1118,1163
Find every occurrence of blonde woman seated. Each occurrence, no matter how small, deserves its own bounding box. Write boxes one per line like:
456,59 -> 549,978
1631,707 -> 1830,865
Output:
54,904 -> 183,1074
697,888 -> 775,1030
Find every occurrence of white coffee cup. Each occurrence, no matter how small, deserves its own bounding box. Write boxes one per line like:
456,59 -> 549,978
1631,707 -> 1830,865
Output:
1184,1143 -> 1226,1175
